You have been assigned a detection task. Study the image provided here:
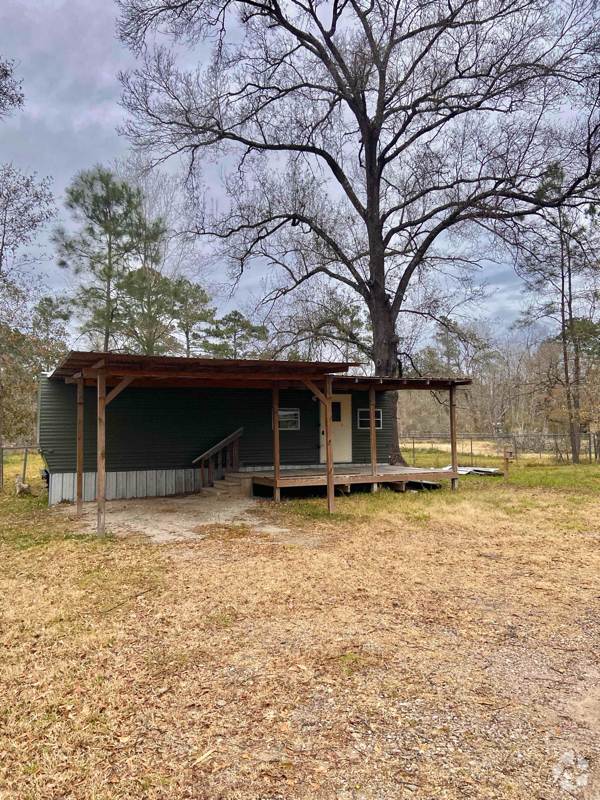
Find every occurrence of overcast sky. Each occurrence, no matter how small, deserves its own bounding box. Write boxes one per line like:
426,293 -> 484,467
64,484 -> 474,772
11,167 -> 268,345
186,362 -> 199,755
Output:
1,0 -> 525,324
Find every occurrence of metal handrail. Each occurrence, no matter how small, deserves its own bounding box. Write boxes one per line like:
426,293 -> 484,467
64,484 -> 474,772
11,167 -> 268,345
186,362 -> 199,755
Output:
192,427 -> 244,465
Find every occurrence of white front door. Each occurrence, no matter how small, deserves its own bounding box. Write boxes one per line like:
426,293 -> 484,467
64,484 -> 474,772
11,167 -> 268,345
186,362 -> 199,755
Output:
320,394 -> 352,463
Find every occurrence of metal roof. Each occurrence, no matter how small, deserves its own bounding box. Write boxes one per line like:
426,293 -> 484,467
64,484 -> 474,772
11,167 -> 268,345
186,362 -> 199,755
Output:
49,351 -> 358,381
49,351 -> 471,390
331,376 -> 472,390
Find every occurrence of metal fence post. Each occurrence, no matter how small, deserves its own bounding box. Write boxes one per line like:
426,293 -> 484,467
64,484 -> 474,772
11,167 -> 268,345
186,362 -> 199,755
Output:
589,432 -> 593,463
21,447 -> 28,483
470,437 -> 474,466
412,437 -> 416,466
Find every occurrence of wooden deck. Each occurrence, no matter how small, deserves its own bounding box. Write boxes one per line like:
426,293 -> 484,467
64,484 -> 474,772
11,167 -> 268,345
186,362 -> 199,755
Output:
237,465 -> 458,489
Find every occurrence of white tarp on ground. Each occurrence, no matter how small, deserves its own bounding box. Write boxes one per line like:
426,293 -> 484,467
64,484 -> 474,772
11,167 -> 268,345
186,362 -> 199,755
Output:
442,466 -> 502,476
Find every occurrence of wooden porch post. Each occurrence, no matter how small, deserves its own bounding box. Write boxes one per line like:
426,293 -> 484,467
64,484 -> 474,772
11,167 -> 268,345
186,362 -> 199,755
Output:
76,378 -> 84,517
325,376 -> 335,513
272,386 -> 281,503
369,385 -> 378,493
300,377 -> 335,513
97,369 -> 106,536
449,383 -> 458,490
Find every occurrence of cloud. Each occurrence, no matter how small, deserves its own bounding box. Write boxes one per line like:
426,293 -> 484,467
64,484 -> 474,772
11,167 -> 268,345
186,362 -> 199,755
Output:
478,265 -> 526,324
0,0 -> 135,288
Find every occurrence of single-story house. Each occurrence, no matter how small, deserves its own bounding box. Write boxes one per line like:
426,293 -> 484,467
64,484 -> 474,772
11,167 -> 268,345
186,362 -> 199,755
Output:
38,352 -> 471,534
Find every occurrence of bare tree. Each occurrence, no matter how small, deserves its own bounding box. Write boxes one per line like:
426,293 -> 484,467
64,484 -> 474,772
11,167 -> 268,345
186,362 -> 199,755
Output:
119,0 -> 600,458
113,155 -> 218,354
0,57 -> 23,121
114,153 -> 207,280
0,166 -> 58,452
514,199 -> 600,462
0,165 -> 55,283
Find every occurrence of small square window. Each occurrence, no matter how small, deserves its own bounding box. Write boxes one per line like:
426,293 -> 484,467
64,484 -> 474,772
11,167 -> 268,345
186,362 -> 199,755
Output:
278,408 -> 300,430
357,408 -> 382,429
331,401 -> 342,422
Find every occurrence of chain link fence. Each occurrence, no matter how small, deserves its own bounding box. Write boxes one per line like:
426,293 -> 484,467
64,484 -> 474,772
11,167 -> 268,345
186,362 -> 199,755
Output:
0,445 -> 41,492
399,432 -> 599,468
2,433 -> 598,492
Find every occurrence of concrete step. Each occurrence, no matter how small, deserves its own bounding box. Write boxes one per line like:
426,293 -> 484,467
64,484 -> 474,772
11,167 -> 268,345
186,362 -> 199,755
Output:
210,481 -> 231,493
202,484 -> 231,498
198,475 -> 252,499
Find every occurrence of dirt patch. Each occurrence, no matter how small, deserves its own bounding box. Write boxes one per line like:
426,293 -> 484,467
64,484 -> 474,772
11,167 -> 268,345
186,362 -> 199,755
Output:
54,494 -> 291,543
564,685 -> 600,798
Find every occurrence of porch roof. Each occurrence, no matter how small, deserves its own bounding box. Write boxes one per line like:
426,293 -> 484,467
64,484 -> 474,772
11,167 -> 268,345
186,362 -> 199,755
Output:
50,351 -> 471,391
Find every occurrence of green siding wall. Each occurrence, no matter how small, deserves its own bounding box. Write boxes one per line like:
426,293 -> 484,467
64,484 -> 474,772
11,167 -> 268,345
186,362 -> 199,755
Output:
38,377 -> 394,473
38,377 -> 320,473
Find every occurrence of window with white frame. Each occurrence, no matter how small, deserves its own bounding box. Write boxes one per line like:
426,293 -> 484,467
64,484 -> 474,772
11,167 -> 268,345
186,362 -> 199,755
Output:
278,408 -> 300,430
357,408 -> 382,429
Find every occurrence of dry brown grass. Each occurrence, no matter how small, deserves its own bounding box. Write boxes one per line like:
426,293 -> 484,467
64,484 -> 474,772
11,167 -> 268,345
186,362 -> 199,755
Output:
2,466 -> 600,799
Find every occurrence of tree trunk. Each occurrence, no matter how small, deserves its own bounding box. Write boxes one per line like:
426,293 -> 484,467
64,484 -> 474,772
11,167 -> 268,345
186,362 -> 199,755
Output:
364,123 -> 409,466
566,240 -> 581,464
560,304 -> 579,463
0,379 -> 4,492
104,231 -> 113,352
369,286 -> 409,466
559,223 -> 579,463
572,336 -> 582,462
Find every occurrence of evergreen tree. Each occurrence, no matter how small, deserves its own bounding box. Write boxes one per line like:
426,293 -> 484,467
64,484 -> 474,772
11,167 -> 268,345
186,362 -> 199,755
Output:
118,266 -> 181,356
53,166 -> 146,352
173,278 -> 216,357
206,311 -> 268,359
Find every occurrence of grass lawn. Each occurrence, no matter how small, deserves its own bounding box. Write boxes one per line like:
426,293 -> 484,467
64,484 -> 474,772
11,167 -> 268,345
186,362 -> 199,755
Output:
1,456 -> 600,798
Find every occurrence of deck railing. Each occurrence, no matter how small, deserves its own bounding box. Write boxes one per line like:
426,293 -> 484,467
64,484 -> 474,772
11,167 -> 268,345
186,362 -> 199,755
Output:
192,427 -> 244,487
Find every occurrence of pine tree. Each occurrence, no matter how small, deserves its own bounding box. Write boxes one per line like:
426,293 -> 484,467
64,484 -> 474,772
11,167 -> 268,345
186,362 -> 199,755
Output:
54,166 -> 145,352
173,278 -> 216,357
205,311 -> 268,359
